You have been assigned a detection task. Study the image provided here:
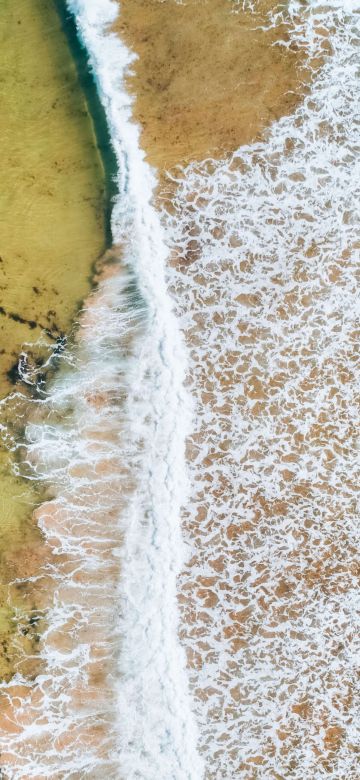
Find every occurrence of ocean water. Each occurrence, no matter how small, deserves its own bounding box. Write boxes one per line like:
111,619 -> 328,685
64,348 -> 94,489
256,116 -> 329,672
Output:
0,0 -> 359,778
0,1 -> 202,777
0,0 -> 106,686
0,0 -> 108,398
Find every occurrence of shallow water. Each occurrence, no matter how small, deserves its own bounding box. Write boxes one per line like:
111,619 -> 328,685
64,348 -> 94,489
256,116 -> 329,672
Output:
0,0 -> 359,778
0,1 -> 203,775
115,0 -> 319,167
0,0 -> 106,680
0,0 -> 107,396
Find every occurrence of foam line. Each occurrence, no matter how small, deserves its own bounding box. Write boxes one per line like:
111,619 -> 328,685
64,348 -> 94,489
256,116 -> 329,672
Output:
0,0 -> 203,776
54,0 -> 204,775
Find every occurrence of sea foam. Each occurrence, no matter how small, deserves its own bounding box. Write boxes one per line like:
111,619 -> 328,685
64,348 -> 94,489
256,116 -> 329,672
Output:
160,1 -> 360,777
0,0 -> 359,778
0,0 -> 203,777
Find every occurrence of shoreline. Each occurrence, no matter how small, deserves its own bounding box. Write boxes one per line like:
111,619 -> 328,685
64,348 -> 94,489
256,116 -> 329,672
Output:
0,0 -> 203,776
68,1 -> 205,773
53,0 -> 118,249
1,0 -> 359,777
111,1 -> 360,777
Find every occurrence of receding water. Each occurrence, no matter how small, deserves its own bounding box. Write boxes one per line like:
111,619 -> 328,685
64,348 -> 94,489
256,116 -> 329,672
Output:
114,1 -> 360,777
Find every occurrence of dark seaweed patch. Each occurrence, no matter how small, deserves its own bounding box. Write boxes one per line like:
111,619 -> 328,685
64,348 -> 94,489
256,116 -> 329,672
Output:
0,305 -> 63,337
6,362 -> 20,385
8,312 -> 37,329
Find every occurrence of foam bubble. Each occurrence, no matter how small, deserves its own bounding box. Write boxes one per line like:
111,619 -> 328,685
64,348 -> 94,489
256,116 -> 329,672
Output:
161,3 -> 360,777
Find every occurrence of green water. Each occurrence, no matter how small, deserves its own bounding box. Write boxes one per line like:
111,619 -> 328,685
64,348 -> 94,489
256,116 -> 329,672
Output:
0,0 -> 110,679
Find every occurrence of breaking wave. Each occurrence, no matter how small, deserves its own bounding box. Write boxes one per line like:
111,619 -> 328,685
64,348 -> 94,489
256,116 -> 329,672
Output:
0,0 -> 359,778
0,0 -> 202,777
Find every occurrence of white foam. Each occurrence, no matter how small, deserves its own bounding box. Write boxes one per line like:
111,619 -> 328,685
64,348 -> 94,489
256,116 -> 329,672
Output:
161,2 -> 360,778
1,0 -> 359,777
0,0 -> 203,777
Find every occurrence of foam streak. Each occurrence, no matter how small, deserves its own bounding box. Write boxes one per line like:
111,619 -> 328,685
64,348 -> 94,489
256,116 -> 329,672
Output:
0,0 -> 203,776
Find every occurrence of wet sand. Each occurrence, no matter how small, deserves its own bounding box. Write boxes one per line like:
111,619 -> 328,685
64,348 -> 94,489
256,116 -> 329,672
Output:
114,0 -> 314,168
112,1 -> 358,777
0,0 -> 354,776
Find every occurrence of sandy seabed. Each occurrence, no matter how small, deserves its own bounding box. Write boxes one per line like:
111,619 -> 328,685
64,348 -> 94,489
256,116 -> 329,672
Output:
115,1 -> 360,777
1,1 -> 359,778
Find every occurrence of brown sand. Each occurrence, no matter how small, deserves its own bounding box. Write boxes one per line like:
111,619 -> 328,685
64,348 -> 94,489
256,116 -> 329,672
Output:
0,1 -> 337,774
114,0 -> 313,168
170,253 -> 359,775
111,1 -> 355,777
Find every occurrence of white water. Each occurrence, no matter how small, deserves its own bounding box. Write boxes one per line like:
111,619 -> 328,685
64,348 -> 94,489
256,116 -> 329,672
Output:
0,0 -> 203,777
160,1 -> 360,778
67,2 -> 203,775
0,0 -> 359,778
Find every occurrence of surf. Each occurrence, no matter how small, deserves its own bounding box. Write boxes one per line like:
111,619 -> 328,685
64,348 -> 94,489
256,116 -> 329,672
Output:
0,0 -> 358,777
0,1 -> 203,777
